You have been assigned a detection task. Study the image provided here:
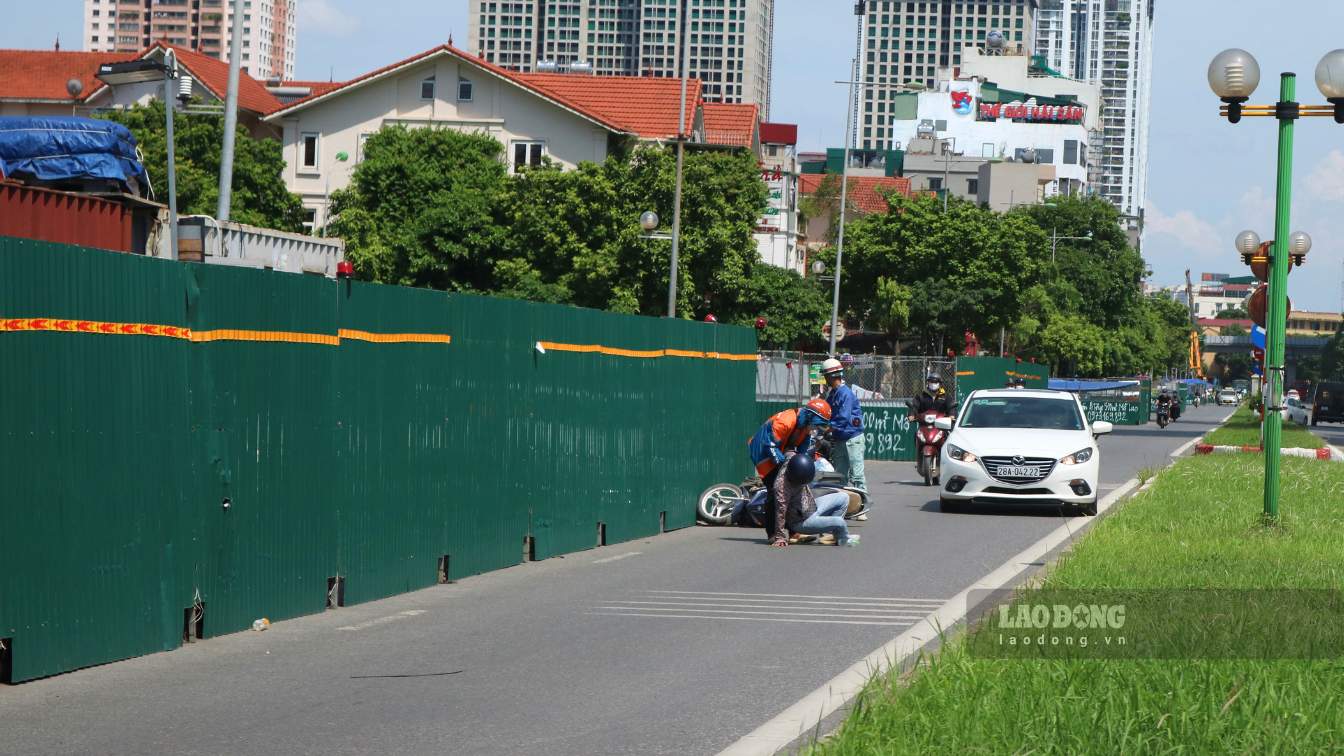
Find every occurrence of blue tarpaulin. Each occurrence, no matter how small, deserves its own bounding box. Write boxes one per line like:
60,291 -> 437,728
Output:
0,117 -> 146,192
1048,379 -> 1141,392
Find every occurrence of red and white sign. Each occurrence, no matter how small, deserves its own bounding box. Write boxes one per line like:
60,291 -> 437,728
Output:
978,103 -> 1085,123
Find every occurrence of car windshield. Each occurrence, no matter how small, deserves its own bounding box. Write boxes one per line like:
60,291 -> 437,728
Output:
959,396 -> 1085,430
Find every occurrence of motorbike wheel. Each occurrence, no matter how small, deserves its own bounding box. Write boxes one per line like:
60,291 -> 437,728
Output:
931,455 -> 941,485
697,483 -> 743,525
922,455 -> 933,486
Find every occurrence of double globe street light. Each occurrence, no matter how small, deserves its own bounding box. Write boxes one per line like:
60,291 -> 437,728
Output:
1208,47 -> 1344,519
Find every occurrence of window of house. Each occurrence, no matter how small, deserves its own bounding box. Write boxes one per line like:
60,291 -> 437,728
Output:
928,177 -> 943,191
967,178 -> 979,195
357,133 -> 372,163
511,141 -> 545,171
302,207 -> 317,231
458,78 -> 473,101
1064,139 -> 1079,164
421,76 -> 436,100
300,132 -> 319,170
981,142 -> 995,157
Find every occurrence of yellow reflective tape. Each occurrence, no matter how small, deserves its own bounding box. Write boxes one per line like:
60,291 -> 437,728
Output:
191,329 -> 340,346
540,341 -> 755,361
339,329 -> 452,344
956,370 -> 975,376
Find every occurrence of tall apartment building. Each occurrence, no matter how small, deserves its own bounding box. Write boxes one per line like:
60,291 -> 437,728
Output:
82,0 -> 297,81
467,0 -> 774,115
1035,0 -> 1153,222
856,1 -> 1038,151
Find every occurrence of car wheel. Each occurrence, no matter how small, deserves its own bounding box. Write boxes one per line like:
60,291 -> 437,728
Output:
939,497 -> 965,513
1076,499 -> 1098,517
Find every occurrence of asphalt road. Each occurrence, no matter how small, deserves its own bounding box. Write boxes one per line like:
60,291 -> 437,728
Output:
2,404 -> 1233,756
1310,419 -> 1344,450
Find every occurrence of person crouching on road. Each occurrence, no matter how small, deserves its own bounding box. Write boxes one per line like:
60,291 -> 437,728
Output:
821,357 -> 867,494
770,453 -> 859,549
748,398 -> 832,543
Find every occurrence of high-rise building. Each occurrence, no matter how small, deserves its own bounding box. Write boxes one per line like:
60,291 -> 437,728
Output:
83,0 -> 297,81
1035,0 -> 1154,222
467,0 -> 774,115
856,1 -> 1038,151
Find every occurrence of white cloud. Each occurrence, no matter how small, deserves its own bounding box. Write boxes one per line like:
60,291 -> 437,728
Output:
299,0 -> 359,38
1144,203 -> 1223,257
1305,149 -> 1344,203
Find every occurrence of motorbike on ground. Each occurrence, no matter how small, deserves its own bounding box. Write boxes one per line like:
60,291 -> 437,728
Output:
696,455 -> 868,526
907,401 -> 951,486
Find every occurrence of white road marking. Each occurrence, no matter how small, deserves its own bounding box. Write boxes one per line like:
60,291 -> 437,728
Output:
589,612 -> 916,627
609,600 -> 935,615
594,606 -> 924,621
645,590 -> 944,604
718,476 -> 1142,756
1170,436 -> 1201,458
592,551 -> 643,564
337,609 -> 426,632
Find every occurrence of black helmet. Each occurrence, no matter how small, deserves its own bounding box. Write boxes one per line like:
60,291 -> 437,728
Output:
784,453 -> 816,485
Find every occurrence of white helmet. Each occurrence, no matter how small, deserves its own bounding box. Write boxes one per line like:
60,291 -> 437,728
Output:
821,357 -> 844,377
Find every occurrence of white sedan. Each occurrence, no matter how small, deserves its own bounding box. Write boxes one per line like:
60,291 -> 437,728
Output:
936,389 -> 1112,516
1284,396 -> 1310,425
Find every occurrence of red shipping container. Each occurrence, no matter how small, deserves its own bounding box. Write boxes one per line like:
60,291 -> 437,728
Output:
0,181 -> 134,253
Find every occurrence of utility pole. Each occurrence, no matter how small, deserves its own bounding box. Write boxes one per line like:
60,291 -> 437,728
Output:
667,4 -> 689,319
216,0 -> 244,221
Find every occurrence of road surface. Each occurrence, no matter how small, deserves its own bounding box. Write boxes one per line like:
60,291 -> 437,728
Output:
2,405 -> 1233,756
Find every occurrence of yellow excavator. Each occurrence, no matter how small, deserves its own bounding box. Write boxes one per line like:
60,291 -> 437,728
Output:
1185,270 -> 1206,379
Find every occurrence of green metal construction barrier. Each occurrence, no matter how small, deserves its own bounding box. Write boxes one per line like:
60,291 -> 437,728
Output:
0,237 -> 755,682
954,356 -> 1049,404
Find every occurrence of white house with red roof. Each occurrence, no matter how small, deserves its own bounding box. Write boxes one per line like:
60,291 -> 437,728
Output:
263,44 -> 735,229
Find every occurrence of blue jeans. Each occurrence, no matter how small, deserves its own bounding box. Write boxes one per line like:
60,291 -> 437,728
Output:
830,434 -> 868,494
792,491 -> 851,541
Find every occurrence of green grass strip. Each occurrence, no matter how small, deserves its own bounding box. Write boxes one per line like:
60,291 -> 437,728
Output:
815,455 -> 1344,755
1203,407 -> 1325,449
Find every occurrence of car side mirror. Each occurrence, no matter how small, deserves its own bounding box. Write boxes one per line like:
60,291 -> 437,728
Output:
1092,421 -> 1113,436
934,417 -> 954,431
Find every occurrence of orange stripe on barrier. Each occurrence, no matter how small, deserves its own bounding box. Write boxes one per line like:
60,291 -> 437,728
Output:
956,370 -> 975,376
539,341 -> 756,361
191,329 -> 341,346
338,329 -> 452,344
0,317 -> 192,339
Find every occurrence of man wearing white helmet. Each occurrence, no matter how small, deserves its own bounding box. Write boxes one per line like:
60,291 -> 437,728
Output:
821,356 -> 868,495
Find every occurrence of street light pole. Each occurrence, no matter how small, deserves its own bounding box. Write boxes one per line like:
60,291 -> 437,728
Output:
1261,72 -> 1297,520
667,14 -> 690,319
216,0 -> 245,221
829,62 -> 856,355
1050,226 -> 1091,264
163,50 -> 179,261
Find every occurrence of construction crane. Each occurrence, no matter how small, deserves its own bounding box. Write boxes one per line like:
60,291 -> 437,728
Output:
1185,269 -> 1206,379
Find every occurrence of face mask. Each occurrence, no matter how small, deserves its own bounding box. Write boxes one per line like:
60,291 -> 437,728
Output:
927,383 -> 939,393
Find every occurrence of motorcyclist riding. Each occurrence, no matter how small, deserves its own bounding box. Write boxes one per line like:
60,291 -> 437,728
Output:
1156,390 -> 1174,425
909,374 -> 953,418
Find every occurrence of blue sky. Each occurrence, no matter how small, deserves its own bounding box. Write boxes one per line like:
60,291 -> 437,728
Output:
6,0 -> 1343,311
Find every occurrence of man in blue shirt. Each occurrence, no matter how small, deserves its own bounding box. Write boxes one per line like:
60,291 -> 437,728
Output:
821,357 -> 867,494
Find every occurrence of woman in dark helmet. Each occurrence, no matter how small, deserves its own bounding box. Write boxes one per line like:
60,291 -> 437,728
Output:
768,453 -> 860,549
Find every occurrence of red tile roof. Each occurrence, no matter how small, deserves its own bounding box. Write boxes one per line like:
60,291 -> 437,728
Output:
759,122 -> 798,146
516,71 -> 702,139
265,44 -> 644,134
701,102 -> 758,148
0,49 -> 133,102
74,43 -> 281,115
798,174 -> 912,214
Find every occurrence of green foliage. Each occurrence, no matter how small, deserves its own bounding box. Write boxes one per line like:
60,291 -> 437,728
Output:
101,101 -> 305,231
837,194 -> 1188,375
1315,331 -> 1344,382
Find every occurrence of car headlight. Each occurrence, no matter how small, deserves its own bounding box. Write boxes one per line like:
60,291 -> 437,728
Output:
1060,447 -> 1094,465
947,444 -> 977,463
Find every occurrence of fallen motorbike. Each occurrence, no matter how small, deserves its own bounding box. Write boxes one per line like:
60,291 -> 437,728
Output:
696,456 -> 869,526
907,401 -> 951,486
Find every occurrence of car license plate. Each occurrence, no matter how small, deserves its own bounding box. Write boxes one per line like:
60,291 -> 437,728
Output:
999,465 -> 1041,478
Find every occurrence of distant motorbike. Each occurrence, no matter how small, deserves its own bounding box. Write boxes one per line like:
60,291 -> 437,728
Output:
1156,403 -> 1171,429
908,401 -> 951,486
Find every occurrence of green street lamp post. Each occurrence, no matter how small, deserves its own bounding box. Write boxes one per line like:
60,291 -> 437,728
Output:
1209,47 -> 1344,519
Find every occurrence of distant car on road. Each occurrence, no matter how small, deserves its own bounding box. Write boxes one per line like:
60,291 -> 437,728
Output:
1311,382 -> 1344,426
1285,396 -> 1310,425
1218,388 -> 1239,406
937,389 -> 1112,517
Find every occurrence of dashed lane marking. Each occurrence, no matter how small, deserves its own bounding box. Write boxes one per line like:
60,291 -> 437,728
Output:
337,609 -> 426,632
589,612 -> 917,627
592,551 -> 643,564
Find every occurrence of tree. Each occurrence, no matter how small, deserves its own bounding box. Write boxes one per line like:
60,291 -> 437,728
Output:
329,126 -> 507,290
1219,306 -> 1249,320
101,101 -> 305,232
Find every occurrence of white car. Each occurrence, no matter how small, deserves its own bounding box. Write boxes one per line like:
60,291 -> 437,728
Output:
1218,389 -> 1239,406
1284,396 -> 1310,425
936,389 -> 1112,516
